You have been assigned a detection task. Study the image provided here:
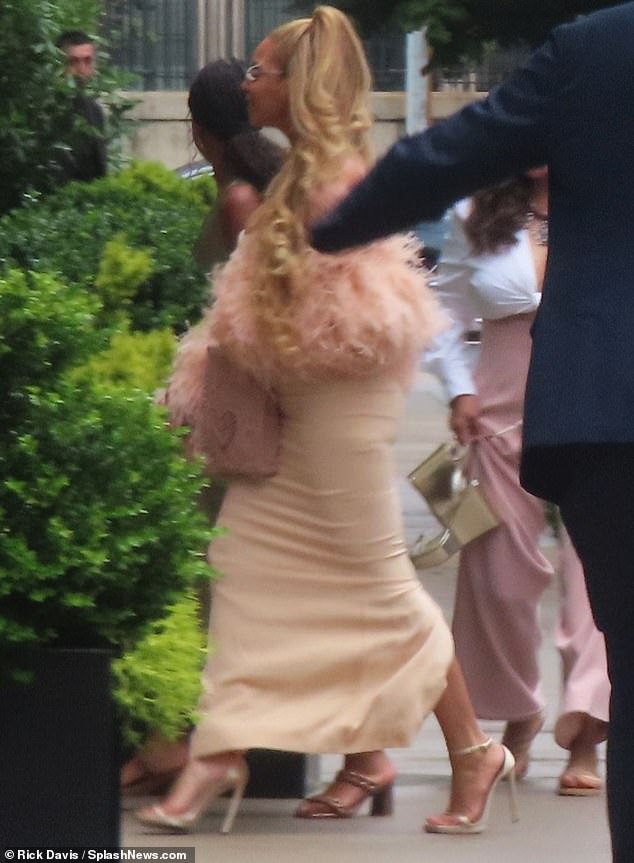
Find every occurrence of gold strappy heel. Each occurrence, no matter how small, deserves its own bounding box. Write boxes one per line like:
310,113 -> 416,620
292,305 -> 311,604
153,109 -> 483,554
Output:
294,769 -> 394,819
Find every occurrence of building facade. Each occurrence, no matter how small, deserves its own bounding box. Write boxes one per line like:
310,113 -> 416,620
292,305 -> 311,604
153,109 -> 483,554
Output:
103,0 -> 525,167
103,0 -> 406,92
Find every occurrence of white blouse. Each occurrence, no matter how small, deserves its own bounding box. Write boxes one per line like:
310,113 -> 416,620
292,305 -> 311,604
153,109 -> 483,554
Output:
425,201 -> 542,401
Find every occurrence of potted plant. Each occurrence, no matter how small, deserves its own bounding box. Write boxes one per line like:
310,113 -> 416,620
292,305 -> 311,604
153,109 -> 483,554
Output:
0,269 -> 211,845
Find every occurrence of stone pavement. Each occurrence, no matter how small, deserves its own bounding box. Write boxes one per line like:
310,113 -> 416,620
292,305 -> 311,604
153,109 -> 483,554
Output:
121,372 -> 611,861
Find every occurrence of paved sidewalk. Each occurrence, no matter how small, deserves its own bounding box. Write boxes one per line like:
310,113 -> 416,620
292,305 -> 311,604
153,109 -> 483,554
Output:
122,374 -> 612,861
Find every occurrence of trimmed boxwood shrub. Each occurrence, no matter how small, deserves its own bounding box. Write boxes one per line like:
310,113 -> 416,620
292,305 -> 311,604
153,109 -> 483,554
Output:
0,269 -> 105,428
0,0 -> 133,214
112,590 -> 207,749
76,327 -> 221,748
0,378 -> 211,656
0,161 -> 217,333
0,267 -> 213,677
75,327 -> 177,394
83,329 -> 215,749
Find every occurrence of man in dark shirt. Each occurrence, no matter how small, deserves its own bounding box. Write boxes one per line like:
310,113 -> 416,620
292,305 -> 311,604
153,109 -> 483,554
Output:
56,30 -> 107,182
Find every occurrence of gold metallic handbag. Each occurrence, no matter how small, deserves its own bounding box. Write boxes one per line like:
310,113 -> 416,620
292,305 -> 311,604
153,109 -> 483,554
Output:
408,441 -> 499,569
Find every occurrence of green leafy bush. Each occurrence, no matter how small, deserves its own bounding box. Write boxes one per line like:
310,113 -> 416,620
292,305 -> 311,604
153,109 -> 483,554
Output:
0,269 -> 104,428
113,590 -> 207,748
82,325 -> 214,750
0,266 -> 215,675
0,380 -> 211,656
0,162 -> 217,332
95,233 -> 154,322
112,161 -> 216,210
0,0 -> 133,214
76,327 -> 176,394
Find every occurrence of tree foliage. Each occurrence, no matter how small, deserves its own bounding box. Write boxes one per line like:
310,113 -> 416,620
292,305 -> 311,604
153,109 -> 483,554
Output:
334,0 -> 628,66
0,162 -> 216,333
0,0 -> 133,215
112,590 -> 207,749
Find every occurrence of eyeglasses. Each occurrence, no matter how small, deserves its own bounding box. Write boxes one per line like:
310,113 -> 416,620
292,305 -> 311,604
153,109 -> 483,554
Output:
245,64 -> 284,82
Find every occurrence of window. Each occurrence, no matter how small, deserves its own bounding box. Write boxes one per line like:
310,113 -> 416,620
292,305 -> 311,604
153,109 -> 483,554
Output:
102,0 -> 406,92
103,0 -> 199,90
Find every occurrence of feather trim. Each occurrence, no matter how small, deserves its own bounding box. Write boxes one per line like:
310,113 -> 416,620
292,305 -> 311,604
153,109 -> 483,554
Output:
211,231 -> 447,382
165,319 -> 215,429
166,232 -> 447,427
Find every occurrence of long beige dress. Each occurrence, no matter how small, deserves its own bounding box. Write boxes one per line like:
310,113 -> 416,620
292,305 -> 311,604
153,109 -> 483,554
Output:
170,231 -> 455,758
191,373 -> 453,755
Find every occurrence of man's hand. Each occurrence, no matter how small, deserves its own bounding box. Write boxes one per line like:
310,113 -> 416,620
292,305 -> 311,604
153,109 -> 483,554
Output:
450,394 -> 481,445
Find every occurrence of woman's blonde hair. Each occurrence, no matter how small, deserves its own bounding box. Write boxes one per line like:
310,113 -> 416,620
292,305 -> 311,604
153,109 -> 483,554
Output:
248,5 -> 373,357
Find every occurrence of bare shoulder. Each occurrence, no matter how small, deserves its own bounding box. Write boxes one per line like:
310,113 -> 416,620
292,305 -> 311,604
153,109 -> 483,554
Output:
220,181 -> 262,249
223,181 -> 261,214
307,154 -> 368,222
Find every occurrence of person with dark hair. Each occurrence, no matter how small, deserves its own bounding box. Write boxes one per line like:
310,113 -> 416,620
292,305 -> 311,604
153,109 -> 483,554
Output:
310,4 -> 634,858
187,58 -> 284,272
56,29 -> 107,182
120,58 -> 284,800
57,30 -> 97,79
426,170 -> 609,794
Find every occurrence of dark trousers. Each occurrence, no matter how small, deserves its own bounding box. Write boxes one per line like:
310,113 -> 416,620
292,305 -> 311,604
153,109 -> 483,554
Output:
558,445 -> 634,863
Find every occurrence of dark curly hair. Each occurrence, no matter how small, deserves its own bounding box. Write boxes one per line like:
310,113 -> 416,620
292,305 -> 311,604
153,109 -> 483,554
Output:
463,176 -> 532,256
188,58 -> 284,195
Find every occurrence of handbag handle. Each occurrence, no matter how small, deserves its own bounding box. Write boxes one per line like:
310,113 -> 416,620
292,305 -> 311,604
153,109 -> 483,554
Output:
445,419 -> 522,495
471,419 -> 522,443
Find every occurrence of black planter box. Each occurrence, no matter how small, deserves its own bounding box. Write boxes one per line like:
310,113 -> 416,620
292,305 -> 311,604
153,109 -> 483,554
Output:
245,750 -> 319,799
0,648 -> 120,846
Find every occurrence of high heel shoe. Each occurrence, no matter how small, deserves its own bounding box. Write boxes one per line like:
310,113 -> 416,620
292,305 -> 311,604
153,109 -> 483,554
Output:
501,711 -> 545,780
135,757 -> 249,834
424,739 -> 519,835
294,769 -> 394,819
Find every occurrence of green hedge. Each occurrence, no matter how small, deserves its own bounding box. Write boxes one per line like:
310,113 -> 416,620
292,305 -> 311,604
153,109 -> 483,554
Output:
0,0 -> 131,213
0,378 -> 211,654
0,269 -> 103,427
0,162 -> 216,332
0,267 -> 215,677
75,327 -> 177,394
113,590 -> 207,749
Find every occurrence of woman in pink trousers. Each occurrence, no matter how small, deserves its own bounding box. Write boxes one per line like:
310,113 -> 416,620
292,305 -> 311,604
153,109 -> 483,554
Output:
426,168 -> 609,794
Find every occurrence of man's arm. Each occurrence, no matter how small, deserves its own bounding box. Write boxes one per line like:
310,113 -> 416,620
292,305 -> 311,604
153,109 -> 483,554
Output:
311,33 -> 561,252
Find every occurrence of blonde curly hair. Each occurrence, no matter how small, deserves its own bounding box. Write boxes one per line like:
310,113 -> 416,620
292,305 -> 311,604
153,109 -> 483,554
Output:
247,5 -> 373,358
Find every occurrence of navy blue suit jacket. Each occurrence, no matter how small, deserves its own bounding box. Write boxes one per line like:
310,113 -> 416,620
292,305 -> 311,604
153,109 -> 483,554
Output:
312,2 -> 634,502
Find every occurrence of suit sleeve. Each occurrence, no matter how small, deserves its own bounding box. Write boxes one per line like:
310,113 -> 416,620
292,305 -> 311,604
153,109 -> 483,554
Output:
312,33 -> 562,252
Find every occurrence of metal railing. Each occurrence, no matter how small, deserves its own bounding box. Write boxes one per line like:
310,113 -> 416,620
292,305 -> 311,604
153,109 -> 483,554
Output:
430,46 -> 531,92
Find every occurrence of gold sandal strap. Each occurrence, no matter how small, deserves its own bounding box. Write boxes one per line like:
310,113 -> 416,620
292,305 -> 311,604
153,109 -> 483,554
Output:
304,792 -> 350,816
336,769 -> 383,793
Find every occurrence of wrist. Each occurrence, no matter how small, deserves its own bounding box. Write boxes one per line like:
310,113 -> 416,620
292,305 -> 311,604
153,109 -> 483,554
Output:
450,392 -> 476,407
